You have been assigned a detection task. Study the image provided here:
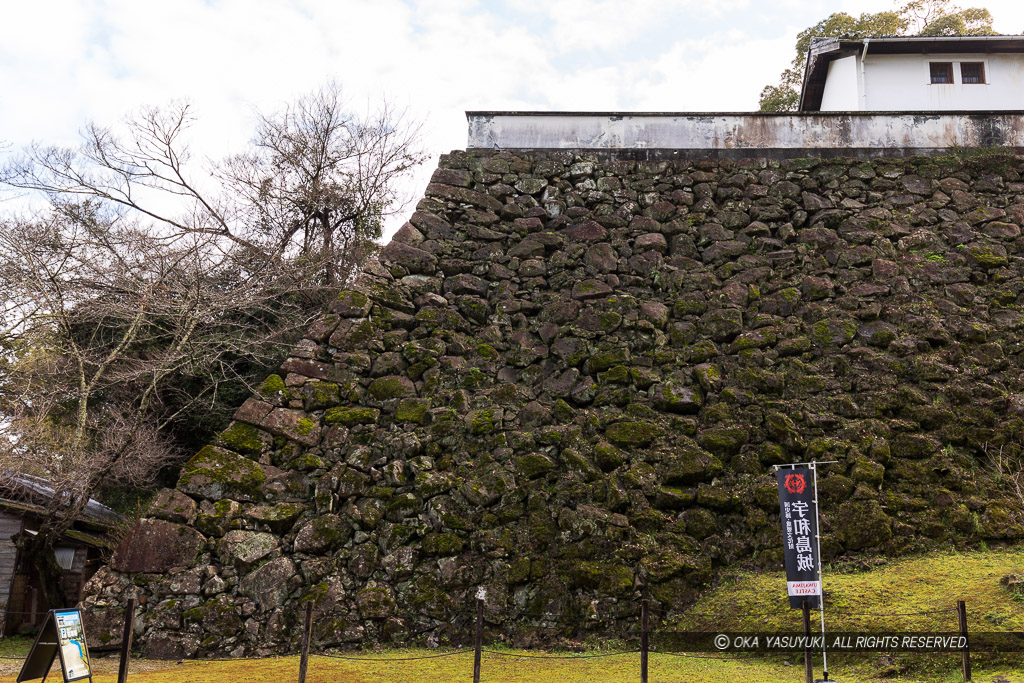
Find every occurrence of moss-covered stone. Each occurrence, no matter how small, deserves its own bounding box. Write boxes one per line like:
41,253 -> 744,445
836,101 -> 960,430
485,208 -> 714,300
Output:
356,583 -> 397,618
195,499 -> 241,536
294,514 -> 353,553
178,446 -> 267,502
765,412 -> 804,453
584,348 -> 630,374
651,382 -> 704,414
368,376 -> 416,401
146,488 -> 198,525
978,503 -> 1024,539
605,420 -> 660,448
593,441 -> 627,472
516,452 -> 556,479
850,458 -> 885,486
334,290 -> 372,317
568,561 -> 634,597
967,243 -> 1008,268
461,468 -> 510,507
475,343 -> 499,360
467,407 -> 502,434
422,532 -> 464,556
836,500 -> 892,550
641,550 -> 704,582
216,530 -> 278,568
257,374 -> 289,401
890,434 -> 939,460
183,596 -> 243,637
811,319 -> 857,347
413,470 -> 456,499
244,503 -> 304,532
304,381 -> 341,410
217,422 -> 266,456
324,406 -> 381,426
385,493 -> 422,521
662,444 -> 723,485
600,364 -> 630,384
682,507 -> 718,539
697,426 -> 748,457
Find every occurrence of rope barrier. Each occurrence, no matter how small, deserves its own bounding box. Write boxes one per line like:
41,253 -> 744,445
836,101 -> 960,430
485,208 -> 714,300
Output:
824,608 -> 957,617
0,610 -> 52,616
652,651 -> 751,661
669,607 -> 957,620
674,611 -> 784,619
187,655 -> 283,663
480,649 -> 638,659
313,649 -> 472,662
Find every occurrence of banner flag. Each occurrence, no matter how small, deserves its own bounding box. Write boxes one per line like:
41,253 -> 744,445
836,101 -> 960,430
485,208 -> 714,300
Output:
777,467 -> 821,609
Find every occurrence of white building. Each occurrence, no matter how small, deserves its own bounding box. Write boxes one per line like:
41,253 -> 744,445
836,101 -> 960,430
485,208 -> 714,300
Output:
800,35 -> 1024,112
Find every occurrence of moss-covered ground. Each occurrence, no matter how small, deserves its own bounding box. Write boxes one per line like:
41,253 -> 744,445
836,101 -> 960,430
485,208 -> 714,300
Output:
2,548 -> 1023,681
673,546 -> 1024,632
669,545 -> 1024,681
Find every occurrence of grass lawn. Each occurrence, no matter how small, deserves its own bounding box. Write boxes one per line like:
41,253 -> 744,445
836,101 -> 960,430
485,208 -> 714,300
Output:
1,546 -> 1022,682
1,650 -> 1020,683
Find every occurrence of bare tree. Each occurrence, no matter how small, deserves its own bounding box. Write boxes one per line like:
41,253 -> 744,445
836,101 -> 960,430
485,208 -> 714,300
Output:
218,82 -> 426,285
0,84 -> 424,607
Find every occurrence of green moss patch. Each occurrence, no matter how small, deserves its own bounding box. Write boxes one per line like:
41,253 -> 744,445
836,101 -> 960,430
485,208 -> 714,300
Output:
396,398 -> 430,424
422,532 -> 464,556
217,422 -> 266,456
258,374 -> 288,399
368,376 -> 416,401
324,406 -> 381,426
605,420 -> 660,448
178,446 -> 267,501
516,452 -> 556,479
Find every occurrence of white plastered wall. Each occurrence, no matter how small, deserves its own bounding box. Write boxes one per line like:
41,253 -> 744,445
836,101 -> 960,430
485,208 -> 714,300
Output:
820,55 -> 861,111
821,52 -> 1024,111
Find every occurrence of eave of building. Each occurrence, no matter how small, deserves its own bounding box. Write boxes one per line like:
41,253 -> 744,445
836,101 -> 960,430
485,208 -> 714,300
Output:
799,34 -> 1024,112
0,473 -> 125,533
0,497 -> 122,550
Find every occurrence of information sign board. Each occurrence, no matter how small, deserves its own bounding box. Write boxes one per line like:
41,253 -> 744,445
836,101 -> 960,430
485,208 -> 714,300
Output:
17,608 -> 93,682
55,609 -> 92,681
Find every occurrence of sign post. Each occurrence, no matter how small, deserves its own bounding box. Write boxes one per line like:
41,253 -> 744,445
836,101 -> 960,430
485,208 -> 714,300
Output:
17,608 -> 93,682
776,461 -> 836,683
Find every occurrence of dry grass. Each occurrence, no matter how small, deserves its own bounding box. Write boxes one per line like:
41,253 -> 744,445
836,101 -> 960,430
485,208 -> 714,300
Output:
0,646 -> 1021,682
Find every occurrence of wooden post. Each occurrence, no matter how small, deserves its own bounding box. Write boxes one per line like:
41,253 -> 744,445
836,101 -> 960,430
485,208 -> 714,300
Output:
957,599 -> 971,682
474,589 -> 484,683
802,599 -> 813,683
117,597 -> 135,683
298,601 -> 312,683
640,600 -> 649,683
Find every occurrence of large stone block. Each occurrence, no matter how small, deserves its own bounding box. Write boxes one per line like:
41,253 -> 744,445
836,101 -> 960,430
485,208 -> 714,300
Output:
177,446 -> 269,502
239,556 -> 296,611
110,519 -> 205,573
217,530 -> 279,568
146,488 -> 198,525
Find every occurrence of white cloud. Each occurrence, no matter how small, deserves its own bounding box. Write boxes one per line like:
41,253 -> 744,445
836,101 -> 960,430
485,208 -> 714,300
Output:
3,0 -> 1023,237
515,0 -> 753,53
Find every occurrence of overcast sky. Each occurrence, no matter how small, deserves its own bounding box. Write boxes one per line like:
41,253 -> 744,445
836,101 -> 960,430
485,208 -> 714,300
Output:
3,0 -> 1024,236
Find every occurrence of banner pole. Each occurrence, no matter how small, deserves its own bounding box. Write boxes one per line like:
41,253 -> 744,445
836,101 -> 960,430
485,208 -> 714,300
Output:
811,461 -> 828,680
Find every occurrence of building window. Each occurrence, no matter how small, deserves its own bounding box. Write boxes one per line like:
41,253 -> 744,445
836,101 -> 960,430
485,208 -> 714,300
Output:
930,62 -> 954,84
961,62 -> 986,84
